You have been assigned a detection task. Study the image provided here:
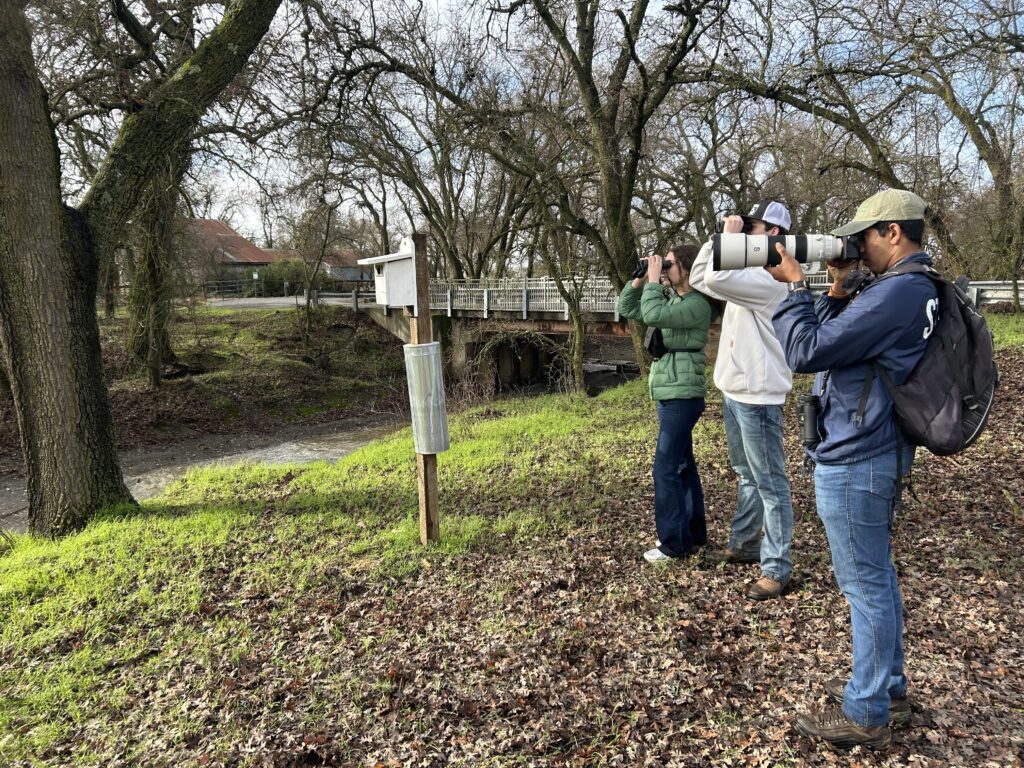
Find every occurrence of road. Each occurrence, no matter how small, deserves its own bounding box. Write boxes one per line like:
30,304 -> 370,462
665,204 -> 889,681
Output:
205,295 -> 364,310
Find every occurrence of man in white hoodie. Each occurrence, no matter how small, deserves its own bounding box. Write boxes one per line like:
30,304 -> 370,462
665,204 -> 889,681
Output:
688,199 -> 795,600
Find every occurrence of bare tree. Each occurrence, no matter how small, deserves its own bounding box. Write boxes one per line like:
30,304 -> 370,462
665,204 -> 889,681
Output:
707,0 -> 1024,306
0,0 -> 284,536
325,0 -> 728,363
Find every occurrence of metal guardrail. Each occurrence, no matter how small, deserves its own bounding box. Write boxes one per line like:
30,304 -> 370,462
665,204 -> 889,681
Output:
806,274 -> 1019,305
319,276 -> 1020,318
962,281 -> 1018,305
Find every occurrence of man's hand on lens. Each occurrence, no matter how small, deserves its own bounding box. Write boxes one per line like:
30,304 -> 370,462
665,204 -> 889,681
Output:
826,258 -> 859,282
646,253 -> 664,284
825,258 -> 859,297
721,215 -> 745,234
764,244 -> 804,283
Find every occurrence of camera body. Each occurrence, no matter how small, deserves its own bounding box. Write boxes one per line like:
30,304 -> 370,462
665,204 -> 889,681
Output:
711,233 -> 862,271
797,394 -> 822,449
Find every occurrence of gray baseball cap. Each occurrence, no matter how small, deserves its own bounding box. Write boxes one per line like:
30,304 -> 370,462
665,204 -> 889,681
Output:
741,198 -> 792,231
833,189 -> 928,236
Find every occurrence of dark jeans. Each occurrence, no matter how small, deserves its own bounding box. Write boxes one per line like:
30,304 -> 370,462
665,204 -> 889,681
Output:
654,398 -> 706,557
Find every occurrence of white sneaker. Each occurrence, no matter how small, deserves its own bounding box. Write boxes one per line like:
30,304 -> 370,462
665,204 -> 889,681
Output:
644,547 -> 672,562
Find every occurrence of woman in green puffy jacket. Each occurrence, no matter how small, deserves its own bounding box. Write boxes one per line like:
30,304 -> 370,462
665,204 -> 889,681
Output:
617,244 -> 713,563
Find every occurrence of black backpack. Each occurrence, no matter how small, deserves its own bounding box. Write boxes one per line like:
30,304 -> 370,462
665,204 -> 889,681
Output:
867,262 -> 998,455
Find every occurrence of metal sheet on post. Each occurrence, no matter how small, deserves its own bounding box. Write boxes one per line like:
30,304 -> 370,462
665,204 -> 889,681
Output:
404,342 -> 450,454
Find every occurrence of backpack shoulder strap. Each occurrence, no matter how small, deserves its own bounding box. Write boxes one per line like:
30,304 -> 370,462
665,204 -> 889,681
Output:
884,260 -> 941,282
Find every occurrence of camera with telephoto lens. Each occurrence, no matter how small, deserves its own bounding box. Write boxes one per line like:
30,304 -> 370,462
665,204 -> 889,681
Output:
711,233 -> 862,271
797,394 -> 822,449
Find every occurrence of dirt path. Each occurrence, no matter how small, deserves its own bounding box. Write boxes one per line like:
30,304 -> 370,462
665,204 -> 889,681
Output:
0,415 -> 402,534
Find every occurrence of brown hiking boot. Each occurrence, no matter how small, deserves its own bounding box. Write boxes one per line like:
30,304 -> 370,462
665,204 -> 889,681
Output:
746,576 -> 786,601
794,703 -> 892,750
824,678 -> 912,729
709,547 -> 759,564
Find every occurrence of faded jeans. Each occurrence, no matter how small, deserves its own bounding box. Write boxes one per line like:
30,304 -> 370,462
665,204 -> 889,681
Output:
653,398 -> 706,557
814,444 -> 915,727
722,396 -> 794,583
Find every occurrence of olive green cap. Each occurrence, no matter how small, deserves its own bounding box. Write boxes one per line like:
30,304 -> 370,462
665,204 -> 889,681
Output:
832,189 -> 928,237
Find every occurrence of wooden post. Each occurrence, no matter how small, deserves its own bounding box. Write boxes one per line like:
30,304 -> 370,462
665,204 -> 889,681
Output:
406,232 -> 440,543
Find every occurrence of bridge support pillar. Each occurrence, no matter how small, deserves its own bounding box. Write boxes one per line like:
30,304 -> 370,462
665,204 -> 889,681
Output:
445,319 -> 474,382
520,346 -> 537,381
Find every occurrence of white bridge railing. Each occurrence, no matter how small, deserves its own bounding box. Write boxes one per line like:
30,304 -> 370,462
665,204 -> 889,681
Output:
428,277 -> 619,319
319,275 -> 1019,317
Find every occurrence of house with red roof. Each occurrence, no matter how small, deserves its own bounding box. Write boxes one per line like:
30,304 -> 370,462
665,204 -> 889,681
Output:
185,219 -> 372,283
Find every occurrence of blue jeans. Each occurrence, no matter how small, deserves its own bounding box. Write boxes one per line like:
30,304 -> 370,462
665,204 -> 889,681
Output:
814,444 -> 915,727
722,397 -> 794,583
653,398 -> 706,557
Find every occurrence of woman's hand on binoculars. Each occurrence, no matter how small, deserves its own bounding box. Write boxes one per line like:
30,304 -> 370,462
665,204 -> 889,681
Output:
646,254 -> 664,283
765,244 -> 804,282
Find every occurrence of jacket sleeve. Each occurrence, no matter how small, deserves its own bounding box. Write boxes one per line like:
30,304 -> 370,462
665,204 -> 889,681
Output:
617,280 -> 643,321
771,280 -> 926,373
640,285 -> 711,329
689,239 -> 787,311
815,293 -> 849,322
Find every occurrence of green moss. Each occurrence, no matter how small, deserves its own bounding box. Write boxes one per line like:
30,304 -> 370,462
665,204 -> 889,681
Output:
0,382 -> 659,765
986,312 -> 1024,349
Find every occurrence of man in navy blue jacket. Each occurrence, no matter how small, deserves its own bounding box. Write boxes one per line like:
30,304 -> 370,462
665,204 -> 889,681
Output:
766,189 -> 938,750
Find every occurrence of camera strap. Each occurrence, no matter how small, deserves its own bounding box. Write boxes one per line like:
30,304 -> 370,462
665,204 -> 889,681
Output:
841,269 -> 875,297
852,365 -> 875,429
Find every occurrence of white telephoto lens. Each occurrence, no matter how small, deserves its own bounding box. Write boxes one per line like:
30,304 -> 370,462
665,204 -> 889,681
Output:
712,233 -> 844,271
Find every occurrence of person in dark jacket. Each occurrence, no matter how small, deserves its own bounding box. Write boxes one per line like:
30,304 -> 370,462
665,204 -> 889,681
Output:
618,244 -> 713,562
766,189 -> 938,750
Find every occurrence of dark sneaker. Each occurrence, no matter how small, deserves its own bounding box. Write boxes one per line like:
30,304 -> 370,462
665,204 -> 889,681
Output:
709,547 -> 758,564
824,678 -> 912,729
746,576 -> 787,600
794,703 -> 892,750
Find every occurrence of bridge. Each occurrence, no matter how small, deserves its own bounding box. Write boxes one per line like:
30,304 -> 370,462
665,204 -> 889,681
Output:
209,275 -> 1019,389
317,274 -> 1019,326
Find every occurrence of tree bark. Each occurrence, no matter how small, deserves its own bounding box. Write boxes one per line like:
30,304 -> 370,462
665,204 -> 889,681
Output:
569,310 -> 585,392
0,0 -> 283,535
102,256 -> 119,319
0,9 -> 132,536
126,152 -> 188,383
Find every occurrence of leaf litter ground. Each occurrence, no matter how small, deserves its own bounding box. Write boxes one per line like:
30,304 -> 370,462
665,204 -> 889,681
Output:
1,352 -> 1022,768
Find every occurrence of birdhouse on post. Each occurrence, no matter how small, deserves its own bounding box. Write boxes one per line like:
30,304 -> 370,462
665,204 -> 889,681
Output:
358,234 -> 447,544
357,237 -> 416,311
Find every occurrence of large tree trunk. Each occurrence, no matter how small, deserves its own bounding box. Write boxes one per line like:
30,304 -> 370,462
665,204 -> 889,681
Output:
1,0 -> 283,536
0,12 -> 132,535
126,154 -> 188,384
